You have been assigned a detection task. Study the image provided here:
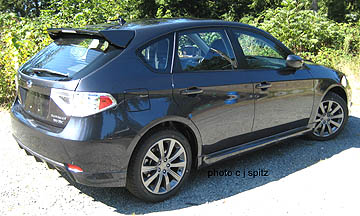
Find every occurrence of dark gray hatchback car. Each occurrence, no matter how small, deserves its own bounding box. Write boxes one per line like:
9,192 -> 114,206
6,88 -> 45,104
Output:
11,18 -> 351,202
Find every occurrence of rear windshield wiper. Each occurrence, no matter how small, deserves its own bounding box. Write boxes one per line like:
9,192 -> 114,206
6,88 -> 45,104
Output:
32,68 -> 69,77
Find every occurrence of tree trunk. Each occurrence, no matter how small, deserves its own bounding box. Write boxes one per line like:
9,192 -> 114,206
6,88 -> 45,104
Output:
34,0 -> 40,17
311,0 -> 319,12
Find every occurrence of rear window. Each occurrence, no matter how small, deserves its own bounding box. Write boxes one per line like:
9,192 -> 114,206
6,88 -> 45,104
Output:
139,37 -> 171,73
21,37 -> 118,78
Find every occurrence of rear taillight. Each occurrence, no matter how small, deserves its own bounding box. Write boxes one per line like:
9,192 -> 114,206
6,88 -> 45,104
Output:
50,88 -> 117,117
99,96 -> 114,110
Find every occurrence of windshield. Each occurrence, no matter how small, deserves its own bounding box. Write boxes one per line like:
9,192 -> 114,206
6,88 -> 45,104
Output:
21,37 -> 115,78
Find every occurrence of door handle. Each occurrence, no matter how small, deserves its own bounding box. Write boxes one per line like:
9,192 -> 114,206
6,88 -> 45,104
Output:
255,82 -> 272,90
180,87 -> 204,95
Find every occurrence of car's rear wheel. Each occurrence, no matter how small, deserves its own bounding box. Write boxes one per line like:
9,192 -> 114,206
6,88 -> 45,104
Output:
308,92 -> 348,140
126,130 -> 192,202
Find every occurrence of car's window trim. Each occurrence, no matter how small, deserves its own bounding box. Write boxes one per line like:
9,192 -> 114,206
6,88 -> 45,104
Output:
170,32 -> 177,74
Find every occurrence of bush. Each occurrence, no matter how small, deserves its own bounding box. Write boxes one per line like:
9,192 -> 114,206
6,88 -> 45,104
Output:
241,0 -> 360,91
1,0 -> 359,107
0,13 -> 54,105
243,0 -> 360,56
0,1 -> 137,106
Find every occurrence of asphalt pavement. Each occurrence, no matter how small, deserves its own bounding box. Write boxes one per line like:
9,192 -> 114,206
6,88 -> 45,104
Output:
1,106 -> 359,216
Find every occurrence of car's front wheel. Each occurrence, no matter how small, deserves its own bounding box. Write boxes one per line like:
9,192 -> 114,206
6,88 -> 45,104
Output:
126,130 -> 192,202
308,92 -> 348,140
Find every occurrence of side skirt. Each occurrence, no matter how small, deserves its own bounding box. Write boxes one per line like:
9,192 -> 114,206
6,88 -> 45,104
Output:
201,127 -> 312,166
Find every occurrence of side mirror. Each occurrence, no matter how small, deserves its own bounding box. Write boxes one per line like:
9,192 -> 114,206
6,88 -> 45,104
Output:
286,55 -> 304,69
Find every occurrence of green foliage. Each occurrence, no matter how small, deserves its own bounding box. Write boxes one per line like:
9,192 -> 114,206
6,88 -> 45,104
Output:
243,0 -> 360,63
0,1 -> 142,106
0,0 -> 360,106
155,0 -> 283,20
0,0 -> 50,17
0,12 -> 53,105
237,34 -> 282,58
47,0 -> 142,26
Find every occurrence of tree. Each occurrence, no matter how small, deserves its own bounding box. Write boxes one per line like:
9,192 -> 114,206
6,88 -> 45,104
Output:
138,0 -> 158,18
0,0 -> 51,17
327,0 -> 347,22
311,0 -> 319,11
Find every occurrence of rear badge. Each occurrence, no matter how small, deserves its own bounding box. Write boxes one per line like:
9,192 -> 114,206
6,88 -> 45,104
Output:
50,114 -> 67,124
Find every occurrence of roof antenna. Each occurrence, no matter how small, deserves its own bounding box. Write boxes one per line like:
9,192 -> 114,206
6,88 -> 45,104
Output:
109,17 -> 126,26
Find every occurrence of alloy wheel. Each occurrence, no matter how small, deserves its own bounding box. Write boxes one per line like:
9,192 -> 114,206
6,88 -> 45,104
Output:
141,138 -> 187,194
313,100 -> 344,137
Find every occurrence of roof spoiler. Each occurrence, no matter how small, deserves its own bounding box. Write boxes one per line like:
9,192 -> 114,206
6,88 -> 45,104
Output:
47,28 -> 135,48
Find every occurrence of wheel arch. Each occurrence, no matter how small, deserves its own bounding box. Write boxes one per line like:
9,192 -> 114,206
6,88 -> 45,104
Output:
127,116 -> 203,169
323,85 -> 348,105
307,84 -> 349,140
309,82 -> 349,125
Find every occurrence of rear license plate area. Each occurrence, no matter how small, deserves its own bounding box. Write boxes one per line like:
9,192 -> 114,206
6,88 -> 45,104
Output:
24,90 -> 50,117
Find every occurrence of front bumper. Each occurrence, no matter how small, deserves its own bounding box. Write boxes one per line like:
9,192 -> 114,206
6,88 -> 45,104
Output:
11,99 -> 129,187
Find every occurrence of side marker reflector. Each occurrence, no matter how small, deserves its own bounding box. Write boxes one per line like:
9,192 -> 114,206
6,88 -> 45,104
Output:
67,164 -> 83,173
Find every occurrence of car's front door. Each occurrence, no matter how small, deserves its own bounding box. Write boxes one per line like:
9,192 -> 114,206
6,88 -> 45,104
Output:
172,28 -> 254,154
231,29 -> 314,138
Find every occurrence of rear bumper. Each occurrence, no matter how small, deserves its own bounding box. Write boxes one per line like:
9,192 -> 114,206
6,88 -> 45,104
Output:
11,99 -> 129,187
14,136 -> 126,187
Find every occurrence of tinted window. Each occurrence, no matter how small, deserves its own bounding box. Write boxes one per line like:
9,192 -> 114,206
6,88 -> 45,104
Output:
177,29 -> 236,72
21,37 -> 114,77
233,30 -> 287,69
140,38 -> 170,71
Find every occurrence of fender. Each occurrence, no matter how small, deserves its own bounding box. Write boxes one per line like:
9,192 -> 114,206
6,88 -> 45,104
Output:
126,115 -> 204,168
309,81 -> 348,126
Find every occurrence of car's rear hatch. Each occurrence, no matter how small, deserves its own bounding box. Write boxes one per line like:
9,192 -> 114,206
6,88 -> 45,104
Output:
16,27 -> 134,130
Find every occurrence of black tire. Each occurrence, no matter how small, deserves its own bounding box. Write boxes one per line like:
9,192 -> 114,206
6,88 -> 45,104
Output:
307,92 -> 348,141
126,130 -> 192,202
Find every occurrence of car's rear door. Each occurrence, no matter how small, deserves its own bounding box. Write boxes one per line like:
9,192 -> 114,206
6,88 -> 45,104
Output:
231,28 -> 314,138
172,28 -> 254,154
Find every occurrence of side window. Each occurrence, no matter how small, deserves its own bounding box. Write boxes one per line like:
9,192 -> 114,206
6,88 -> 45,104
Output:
140,37 -> 170,71
233,30 -> 287,69
177,29 -> 236,72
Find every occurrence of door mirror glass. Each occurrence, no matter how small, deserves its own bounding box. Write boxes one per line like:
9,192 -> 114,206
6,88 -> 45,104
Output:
286,55 -> 304,69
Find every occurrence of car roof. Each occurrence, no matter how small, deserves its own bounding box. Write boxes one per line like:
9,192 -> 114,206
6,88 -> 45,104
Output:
108,18 -> 253,30
103,18 -> 263,36
47,18 -> 291,54
53,18 -> 255,32
106,18 -> 267,47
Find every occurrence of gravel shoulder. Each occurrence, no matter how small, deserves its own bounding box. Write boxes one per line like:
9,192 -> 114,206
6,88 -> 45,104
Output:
1,106 -> 360,216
